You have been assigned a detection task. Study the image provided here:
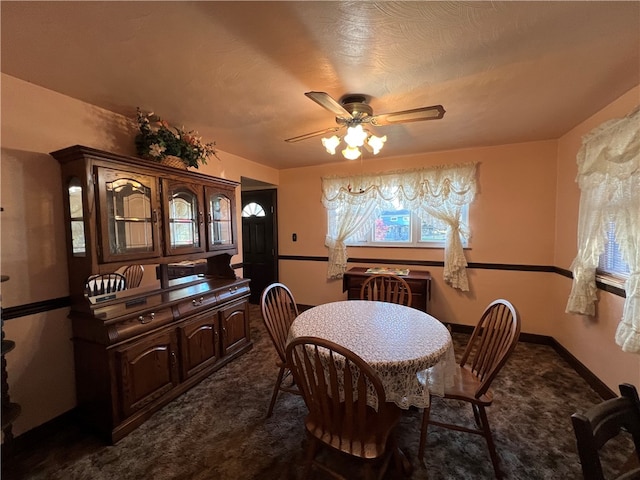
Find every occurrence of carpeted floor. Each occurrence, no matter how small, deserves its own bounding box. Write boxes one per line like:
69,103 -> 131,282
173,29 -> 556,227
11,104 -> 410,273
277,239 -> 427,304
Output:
2,303 -> 634,480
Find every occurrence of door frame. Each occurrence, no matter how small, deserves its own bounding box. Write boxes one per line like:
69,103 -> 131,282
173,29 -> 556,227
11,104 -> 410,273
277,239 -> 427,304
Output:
240,186 -> 278,302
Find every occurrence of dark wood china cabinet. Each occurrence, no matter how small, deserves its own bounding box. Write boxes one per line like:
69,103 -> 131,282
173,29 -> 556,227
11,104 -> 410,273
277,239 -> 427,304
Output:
52,145 -> 251,443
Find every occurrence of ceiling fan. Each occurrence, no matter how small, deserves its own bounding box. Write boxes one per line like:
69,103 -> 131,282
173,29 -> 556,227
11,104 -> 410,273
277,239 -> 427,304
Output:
284,91 -> 445,159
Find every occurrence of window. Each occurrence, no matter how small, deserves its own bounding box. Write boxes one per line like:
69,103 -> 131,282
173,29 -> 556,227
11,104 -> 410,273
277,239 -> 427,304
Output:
597,221 -> 630,281
565,106 -> 639,353
242,202 -> 265,217
341,206 -> 470,247
322,163 -> 477,290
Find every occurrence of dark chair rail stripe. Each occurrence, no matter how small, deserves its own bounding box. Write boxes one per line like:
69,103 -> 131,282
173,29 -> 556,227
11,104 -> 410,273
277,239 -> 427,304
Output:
3,258 -> 624,320
2,296 -> 71,321
278,255 -> 626,297
0,267 -> 619,416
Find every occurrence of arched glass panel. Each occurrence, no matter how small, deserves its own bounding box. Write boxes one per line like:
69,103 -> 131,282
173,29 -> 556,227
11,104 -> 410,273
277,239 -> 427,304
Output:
106,178 -> 153,255
242,202 -> 266,217
169,190 -> 199,248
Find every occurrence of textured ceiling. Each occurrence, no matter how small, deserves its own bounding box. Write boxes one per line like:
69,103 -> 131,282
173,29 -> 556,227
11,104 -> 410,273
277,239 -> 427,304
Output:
2,1 -> 639,170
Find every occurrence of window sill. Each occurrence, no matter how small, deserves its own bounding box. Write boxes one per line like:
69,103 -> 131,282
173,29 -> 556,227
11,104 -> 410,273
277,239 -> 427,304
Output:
595,272 -> 627,297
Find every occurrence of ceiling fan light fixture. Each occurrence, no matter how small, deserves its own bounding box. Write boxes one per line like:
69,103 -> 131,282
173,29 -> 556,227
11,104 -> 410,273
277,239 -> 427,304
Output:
322,135 -> 340,155
286,92 -> 444,160
342,145 -> 361,160
344,124 -> 368,147
321,128 -> 386,159
367,134 -> 387,155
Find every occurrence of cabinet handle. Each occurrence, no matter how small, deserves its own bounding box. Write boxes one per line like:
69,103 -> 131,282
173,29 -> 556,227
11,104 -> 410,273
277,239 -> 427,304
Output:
228,286 -> 238,293
199,211 -> 204,225
152,209 -> 158,223
170,351 -> 177,365
192,296 -> 204,306
137,312 -> 155,324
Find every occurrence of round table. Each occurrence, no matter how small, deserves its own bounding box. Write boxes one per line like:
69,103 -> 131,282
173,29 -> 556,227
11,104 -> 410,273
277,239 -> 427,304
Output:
288,300 -> 457,409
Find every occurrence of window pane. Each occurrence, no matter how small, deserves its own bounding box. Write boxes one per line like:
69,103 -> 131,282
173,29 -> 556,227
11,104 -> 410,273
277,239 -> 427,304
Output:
419,205 -> 469,245
373,210 -> 411,242
420,215 -> 448,242
598,222 -> 630,276
242,202 -> 265,217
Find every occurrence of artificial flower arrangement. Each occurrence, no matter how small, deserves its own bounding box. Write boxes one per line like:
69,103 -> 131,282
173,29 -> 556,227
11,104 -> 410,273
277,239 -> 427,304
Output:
135,107 -> 219,169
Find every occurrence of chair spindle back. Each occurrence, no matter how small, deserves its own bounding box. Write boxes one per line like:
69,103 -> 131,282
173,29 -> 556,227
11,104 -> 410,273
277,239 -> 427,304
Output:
360,274 -> 413,307
460,299 -> 520,398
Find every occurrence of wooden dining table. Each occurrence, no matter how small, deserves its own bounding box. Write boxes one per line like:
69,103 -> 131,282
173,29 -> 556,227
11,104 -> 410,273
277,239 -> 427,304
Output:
287,300 -> 457,409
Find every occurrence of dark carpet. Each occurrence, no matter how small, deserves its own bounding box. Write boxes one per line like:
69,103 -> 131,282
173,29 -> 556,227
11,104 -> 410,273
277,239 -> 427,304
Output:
2,304 -> 634,480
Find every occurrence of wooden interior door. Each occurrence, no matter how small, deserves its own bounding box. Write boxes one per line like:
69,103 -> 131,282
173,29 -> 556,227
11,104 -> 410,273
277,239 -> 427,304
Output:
241,189 -> 277,303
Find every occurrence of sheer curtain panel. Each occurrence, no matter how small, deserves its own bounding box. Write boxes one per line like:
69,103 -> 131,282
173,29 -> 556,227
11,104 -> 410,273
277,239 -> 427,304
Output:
566,107 -> 640,353
321,163 -> 477,290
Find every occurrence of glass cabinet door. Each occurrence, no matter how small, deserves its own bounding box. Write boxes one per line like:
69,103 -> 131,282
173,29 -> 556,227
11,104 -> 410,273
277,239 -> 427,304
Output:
205,186 -> 236,251
67,177 -> 86,257
96,167 -> 162,262
162,179 -> 205,255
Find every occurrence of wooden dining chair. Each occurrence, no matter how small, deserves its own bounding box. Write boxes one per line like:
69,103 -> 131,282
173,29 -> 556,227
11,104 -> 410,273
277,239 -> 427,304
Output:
419,299 -> 520,479
84,273 -> 127,296
122,264 -> 144,289
260,282 -> 301,417
571,383 -> 640,480
286,336 -> 407,480
360,274 -> 413,307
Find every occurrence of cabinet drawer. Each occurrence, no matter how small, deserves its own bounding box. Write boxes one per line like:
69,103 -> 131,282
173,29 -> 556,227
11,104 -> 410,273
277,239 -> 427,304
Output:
217,282 -> 250,305
175,291 -> 218,317
108,307 -> 175,344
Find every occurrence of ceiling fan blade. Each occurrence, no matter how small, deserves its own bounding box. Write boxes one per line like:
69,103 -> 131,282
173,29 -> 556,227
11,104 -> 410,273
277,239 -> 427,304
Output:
305,91 -> 352,117
284,126 -> 342,143
371,105 -> 445,126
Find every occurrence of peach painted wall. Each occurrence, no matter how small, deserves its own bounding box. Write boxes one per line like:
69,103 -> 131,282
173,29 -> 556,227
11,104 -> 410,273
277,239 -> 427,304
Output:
0,74 -> 278,436
1,74 -> 134,439
277,141 -> 558,335
552,85 -> 640,390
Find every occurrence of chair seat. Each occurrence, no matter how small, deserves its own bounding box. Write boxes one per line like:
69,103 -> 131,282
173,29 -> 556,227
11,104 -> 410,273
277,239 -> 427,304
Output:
442,366 -> 494,405
305,403 -> 403,459
571,383 -> 640,480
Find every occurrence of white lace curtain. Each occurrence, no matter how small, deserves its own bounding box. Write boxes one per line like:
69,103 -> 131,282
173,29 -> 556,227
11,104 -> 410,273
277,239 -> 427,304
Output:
321,163 -> 477,290
566,106 -> 640,353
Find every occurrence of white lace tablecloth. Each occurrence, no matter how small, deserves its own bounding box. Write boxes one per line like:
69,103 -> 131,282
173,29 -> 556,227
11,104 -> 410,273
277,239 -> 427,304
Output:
287,300 -> 457,409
